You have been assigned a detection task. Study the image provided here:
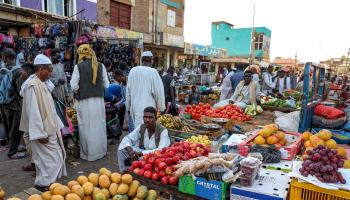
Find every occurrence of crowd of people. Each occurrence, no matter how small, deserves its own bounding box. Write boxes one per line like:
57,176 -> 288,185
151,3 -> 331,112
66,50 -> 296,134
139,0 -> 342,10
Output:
1,42 -> 348,191
0,41 -> 175,191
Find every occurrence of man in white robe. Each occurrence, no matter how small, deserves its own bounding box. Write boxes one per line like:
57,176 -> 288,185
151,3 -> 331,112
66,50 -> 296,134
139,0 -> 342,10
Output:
70,44 -> 109,161
19,54 -> 66,191
126,51 -> 165,128
118,106 -> 170,172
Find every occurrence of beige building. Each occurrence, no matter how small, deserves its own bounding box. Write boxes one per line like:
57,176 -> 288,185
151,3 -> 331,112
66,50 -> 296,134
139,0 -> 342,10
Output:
131,0 -> 184,69
320,58 -> 349,75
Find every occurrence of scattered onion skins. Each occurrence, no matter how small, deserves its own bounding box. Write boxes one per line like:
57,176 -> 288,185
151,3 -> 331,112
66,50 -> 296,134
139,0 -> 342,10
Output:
300,145 -> 346,184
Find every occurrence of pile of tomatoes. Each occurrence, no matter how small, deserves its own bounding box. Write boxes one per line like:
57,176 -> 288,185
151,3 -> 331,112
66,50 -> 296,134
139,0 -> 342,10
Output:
184,103 -> 251,122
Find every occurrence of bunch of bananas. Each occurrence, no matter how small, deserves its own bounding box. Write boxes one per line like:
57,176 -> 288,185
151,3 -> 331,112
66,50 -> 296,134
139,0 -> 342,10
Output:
158,114 -> 181,129
186,135 -> 211,146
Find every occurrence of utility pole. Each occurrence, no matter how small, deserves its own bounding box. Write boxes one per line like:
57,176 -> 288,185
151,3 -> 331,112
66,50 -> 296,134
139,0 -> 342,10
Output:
249,3 -> 256,65
294,51 -> 298,72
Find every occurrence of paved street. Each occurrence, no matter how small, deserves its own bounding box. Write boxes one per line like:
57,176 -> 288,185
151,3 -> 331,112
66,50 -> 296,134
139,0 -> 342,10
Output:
0,140 -> 119,197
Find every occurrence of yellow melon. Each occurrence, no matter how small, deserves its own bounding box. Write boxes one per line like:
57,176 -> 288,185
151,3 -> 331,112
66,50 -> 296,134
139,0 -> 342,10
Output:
258,128 -> 273,138
110,173 -> 122,183
99,168 -> 111,177
344,160 -> 350,169
254,136 -> 266,145
50,183 -> 62,192
302,131 -> 312,141
109,183 -> 119,196
325,139 -> 337,149
71,185 -> 84,199
117,183 -> 129,195
101,188 -> 110,199
65,193 -> 81,200
264,124 -> 278,133
275,131 -> 285,141
51,195 -> 65,200
121,174 -> 133,184
82,182 -> 94,195
28,194 -> 43,200
0,187 -> 4,199
77,176 -> 89,185
99,174 -> 111,188
128,180 -> 140,197
309,135 -> 324,147
93,193 -> 106,200
336,147 -> 347,158
67,181 -> 80,190
304,140 -> 313,148
279,138 -> 287,146
266,135 -> 278,145
318,129 -> 332,141
82,196 -> 93,200
88,173 -> 99,187
41,191 -> 52,200
92,187 -> 102,200
52,185 -> 70,196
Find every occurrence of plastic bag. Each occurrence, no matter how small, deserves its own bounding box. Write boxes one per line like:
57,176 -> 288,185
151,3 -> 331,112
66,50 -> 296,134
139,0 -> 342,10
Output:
314,104 -> 345,119
250,145 -> 281,163
275,111 -> 300,132
166,102 -> 179,116
312,115 -> 347,129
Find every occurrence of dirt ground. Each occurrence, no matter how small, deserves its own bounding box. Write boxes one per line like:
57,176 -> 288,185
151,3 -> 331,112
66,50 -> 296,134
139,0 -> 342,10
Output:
0,138 -> 120,197
239,111 -> 276,132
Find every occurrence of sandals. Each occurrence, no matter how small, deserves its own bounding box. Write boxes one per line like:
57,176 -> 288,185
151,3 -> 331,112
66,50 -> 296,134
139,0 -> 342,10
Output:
17,145 -> 27,152
22,163 -> 36,171
9,152 -> 28,159
34,185 -> 48,192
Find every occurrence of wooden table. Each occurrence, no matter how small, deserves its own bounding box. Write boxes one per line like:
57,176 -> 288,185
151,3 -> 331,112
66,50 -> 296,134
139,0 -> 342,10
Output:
130,172 -> 205,200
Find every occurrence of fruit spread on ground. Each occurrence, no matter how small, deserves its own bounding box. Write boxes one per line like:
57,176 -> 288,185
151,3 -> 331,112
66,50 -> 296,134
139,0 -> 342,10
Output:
26,168 -> 158,200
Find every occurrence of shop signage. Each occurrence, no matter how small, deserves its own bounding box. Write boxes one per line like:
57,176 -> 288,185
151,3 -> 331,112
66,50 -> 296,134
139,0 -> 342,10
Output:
97,26 -> 143,40
162,33 -> 184,48
184,43 -> 227,58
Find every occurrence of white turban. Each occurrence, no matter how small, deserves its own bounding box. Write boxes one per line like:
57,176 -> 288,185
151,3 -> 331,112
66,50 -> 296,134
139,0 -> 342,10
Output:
34,54 -> 52,65
141,51 -> 153,58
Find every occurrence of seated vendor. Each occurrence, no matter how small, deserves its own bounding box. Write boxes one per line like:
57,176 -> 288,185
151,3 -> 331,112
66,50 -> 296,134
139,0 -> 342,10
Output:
230,70 -> 261,109
117,106 -> 171,172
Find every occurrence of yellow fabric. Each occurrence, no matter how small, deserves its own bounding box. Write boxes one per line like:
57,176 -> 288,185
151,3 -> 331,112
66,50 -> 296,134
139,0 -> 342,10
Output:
77,44 -> 98,85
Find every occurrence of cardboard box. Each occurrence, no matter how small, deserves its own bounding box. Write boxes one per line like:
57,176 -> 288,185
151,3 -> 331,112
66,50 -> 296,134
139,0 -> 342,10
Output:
238,131 -> 302,160
178,175 -> 229,200
230,169 -> 291,200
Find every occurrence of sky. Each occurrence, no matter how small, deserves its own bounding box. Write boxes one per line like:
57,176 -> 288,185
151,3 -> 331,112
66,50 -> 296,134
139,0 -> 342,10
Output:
184,0 -> 350,63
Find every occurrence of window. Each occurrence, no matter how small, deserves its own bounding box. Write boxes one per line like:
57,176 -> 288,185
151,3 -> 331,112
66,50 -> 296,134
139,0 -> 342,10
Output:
2,0 -> 19,6
43,0 -> 64,16
216,25 -> 220,30
226,37 -> 229,41
254,33 -> 264,50
167,9 -> 176,27
110,1 -> 131,29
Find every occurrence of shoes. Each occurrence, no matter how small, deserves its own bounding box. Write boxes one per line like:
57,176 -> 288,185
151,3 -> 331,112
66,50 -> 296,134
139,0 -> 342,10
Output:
34,185 -> 48,192
8,152 -> 28,159
22,163 -> 36,171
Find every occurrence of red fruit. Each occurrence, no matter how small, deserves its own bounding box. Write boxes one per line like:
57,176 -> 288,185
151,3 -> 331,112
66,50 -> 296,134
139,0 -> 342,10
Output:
169,176 -> 178,185
190,150 -> 197,158
139,169 -> 145,176
162,147 -> 168,154
141,161 -> 147,168
196,152 -> 203,157
196,143 -> 205,149
148,157 -> 155,165
154,150 -> 162,156
158,162 -> 167,171
154,159 -> 162,167
185,152 -> 191,158
161,176 -> 169,184
165,166 -> 173,175
177,147 -> 184,153
160,158 -> 166,162
128,166 -> 134,171
183,155 -> 189,160
132,161 -> 141,169
154,167 -> 160,173
167,151 -> 176,158
152,173 -> 159,181
172,156 -> 180,164
144,163 -> 153,171
159,171 -> 166,178
165,158 -> 173,166
144,170 -> 153,179
133,168 -> 140,174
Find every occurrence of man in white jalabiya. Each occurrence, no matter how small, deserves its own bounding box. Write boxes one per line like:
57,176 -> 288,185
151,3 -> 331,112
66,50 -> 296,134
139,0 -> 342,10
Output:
126,51 -> 165,128
70,44 -> 110,161
19,54 -> 66,191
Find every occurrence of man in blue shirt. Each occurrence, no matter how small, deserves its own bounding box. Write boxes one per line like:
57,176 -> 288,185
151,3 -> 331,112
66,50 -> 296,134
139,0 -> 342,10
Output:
230,65 -> 245,94
105,69 -> 126,128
